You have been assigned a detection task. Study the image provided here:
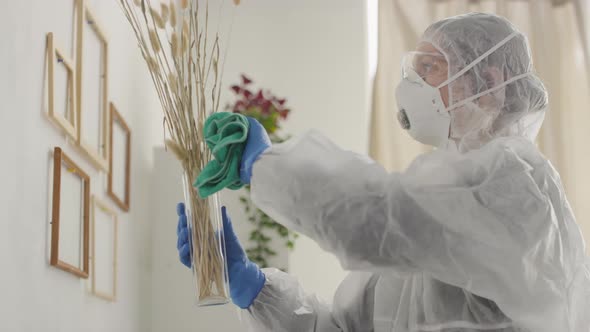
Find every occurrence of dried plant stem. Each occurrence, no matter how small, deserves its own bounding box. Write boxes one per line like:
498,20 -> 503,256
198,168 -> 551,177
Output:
186,171 -> 225,300
118,0 -> 230,303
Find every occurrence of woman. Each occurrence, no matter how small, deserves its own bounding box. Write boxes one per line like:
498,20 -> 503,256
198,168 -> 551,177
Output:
176,13 -> 590,331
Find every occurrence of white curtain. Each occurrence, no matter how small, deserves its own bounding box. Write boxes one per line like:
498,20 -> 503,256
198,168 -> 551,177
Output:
369,0 -> 590,250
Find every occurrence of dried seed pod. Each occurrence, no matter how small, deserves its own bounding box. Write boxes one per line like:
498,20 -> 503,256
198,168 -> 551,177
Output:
148,29 -> 161,53
169,1 -> 177,27
171,32 -> 180,58
182,19 -> 190,52
181,0 -> 189,10
150,7 -> 166,29
165,139 -> 188,162
146,56 -> 158,72
182,31 -> 189,53
168,73 -> 178,93
182,19 -> 189,38
160,3 -> 169,23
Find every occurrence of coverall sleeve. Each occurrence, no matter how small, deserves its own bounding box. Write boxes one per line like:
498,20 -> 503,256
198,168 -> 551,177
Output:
242,269 -> 377,332
249,130 -> 573,332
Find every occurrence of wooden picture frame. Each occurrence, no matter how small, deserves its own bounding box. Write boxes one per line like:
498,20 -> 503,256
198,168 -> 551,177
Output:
91,196 -> 118,302
51,147 -> 90,278
76,0 -> 109,171
108,103 -> 131,212
47,32 -> 77,141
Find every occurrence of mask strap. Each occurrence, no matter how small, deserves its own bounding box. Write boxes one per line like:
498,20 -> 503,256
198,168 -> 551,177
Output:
436,31 -> 519,89
445,72 -> 532,112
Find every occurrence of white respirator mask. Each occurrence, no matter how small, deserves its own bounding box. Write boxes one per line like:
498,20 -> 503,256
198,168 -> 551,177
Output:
395,68 -> 450,148
395,32 -> 530,148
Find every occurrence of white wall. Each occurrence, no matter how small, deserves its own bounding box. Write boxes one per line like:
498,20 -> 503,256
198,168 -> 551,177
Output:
0,0 -> 161,331
1,0 -> 370,330
219,0 -> 370,303
149,0 -> 371,330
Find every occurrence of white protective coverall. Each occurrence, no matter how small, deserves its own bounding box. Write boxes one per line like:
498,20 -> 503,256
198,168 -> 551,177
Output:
242,13 -> 590,332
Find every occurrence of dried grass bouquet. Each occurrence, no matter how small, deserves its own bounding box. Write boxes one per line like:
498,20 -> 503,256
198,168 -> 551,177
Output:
118,0 -> 238,304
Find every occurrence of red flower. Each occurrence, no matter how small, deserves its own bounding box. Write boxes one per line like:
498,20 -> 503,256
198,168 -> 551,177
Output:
254,90 -> 264,102
242,89 -> 253,99
279,109 -> 290,119
233,100 -> 246,112
261,100 -> 272,114
231,85 -> 241,94
229,75 -> 291,133
241,74 -> 252,85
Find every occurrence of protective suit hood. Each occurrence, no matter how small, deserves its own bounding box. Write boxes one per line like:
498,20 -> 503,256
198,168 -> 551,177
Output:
419,13 -> 549,152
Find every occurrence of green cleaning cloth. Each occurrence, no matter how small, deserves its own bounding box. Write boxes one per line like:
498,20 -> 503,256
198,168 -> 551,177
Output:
194,112 -> 250,198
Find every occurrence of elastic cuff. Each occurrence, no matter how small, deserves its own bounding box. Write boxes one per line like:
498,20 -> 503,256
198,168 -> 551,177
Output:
240,270 -> 267,309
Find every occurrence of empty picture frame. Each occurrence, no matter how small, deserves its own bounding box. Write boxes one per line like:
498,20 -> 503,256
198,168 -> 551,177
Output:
51,147 -> 90,278
108,103 -> 131,211
76,0 -> 109,171
91,196 -> 118,301
47,32 -> 77,141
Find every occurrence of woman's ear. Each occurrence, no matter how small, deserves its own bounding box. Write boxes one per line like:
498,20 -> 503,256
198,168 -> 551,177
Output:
482,67 -> 503,89
479,67 -> 505,108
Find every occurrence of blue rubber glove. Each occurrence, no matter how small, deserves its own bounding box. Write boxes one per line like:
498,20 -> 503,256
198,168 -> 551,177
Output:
176,203 -> 266,309
239,117 -> 271,185
177,203 -> 191,267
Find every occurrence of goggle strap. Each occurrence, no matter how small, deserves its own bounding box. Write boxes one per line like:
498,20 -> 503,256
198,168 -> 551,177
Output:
437,31 -> 519,89
445,72 -> 532,112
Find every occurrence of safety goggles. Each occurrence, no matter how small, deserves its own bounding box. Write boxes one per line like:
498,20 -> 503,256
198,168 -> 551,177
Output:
401,51 -> 448,82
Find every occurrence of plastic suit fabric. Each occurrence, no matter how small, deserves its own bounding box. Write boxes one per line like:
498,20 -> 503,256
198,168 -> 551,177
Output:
244,132 -> 590,332
240,13 -> 590,332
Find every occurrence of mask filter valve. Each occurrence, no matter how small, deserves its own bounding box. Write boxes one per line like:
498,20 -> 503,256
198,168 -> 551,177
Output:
398,109 -> 411,130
